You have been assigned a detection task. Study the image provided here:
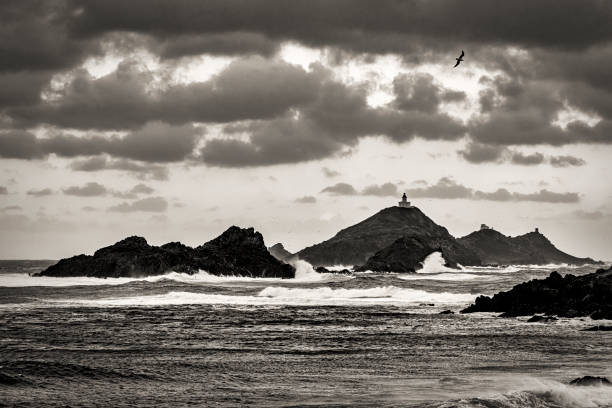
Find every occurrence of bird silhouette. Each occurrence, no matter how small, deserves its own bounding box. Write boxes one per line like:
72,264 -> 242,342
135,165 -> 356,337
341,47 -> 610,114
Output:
453,50 -> 464,67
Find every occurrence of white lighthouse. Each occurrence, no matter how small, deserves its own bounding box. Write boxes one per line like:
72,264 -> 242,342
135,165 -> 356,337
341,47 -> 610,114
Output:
398,193 -> 412,208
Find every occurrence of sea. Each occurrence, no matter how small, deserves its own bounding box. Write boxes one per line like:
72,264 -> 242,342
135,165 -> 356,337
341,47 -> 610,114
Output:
1,253 -> 611,407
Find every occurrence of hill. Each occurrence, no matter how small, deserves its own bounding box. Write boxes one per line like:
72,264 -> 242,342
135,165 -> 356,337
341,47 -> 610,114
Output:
297,206 -> 469,267
458,228 -> 597,265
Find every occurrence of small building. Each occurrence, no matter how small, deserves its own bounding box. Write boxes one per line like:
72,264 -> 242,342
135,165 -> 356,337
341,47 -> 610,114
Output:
480,224 -> 490,230
398,193 -> 412,208
535,227 -> 539,233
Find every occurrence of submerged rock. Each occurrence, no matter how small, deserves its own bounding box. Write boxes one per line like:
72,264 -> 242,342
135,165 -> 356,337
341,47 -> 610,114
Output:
461,266 -> 612,319
569,376 -> 611,386
581,325 -> 612,331
526,315 -> 557,323
37,226 -> 295,279
314,266 -> 352,275
439,310 -> 455,315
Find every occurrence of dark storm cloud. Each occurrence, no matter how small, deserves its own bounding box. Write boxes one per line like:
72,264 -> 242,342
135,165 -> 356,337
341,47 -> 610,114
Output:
321,183 -> 358,196
295,196 -> 317,204
156,32 -> 279,59
9,58 -> 322,130
550,155 -> 586,167
68,0 -> 612,56
108,196 -> 168,213
0,123 -> 199,163
510,152 -> 545,166
63,182 -> 107,197
0,0 -> 98,72
27,188 -> 54,197
0,71 -> 52,107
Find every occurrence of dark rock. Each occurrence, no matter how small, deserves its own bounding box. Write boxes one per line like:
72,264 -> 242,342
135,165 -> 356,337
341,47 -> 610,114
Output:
582,325 -> 612,331
527,315 -> 557,323
458,228 -> 599,266
461,266 -> 612,318
36,226 -> 295,279
569,376 -> 611,386
315,266 -> 352,275
355,234 -> 480,272
298,206 -> 481,267
439,310 -> 455,314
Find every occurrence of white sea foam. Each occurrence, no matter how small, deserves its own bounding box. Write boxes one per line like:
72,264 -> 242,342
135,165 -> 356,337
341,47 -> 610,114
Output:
55,286 -> 476,307
417,251 -> 458,273
290,259 -> 353,282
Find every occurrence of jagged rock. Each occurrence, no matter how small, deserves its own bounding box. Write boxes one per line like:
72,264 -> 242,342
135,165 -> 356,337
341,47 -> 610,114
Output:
268,243 -> 296,262
36,226 -> 295,279
461,266 -> 612,318
458,228 -> 598,265
527,315 -> 557,323
569,376 -> 611,386
354,234 -> 480,272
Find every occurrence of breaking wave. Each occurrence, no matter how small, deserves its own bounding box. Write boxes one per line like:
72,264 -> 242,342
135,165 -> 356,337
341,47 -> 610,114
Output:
398,272 -> 490,281
417,252 -> 458,273
423,377 -> 612,408
58,286 -> 477,307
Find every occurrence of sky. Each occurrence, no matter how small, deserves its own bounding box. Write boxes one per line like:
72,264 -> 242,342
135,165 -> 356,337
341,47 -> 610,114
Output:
1,0 -> 611,260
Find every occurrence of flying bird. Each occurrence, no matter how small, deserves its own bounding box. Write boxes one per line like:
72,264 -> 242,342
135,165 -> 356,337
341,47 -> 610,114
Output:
454,50 -> 464,67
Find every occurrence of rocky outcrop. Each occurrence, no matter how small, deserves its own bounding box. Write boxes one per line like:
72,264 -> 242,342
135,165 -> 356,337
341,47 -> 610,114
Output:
268,243 -> 296,262
458,228 -> 598,265
298,206 -> 479,267
37,226 -> 295,279
461,266 -> 612,319
569,376 -> 611,386
354,234 -> 481,272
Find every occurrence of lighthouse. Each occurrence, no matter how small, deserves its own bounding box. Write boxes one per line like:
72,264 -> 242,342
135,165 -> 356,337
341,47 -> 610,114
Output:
398,193 -> 412,208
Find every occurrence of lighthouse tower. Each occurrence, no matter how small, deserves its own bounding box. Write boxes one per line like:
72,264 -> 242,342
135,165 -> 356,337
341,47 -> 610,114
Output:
398,193 -> 412,208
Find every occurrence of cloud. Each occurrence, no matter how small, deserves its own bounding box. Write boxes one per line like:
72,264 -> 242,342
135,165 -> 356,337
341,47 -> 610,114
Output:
27,188 -> 53,197
112,183 -> 154,199
404,177 -> 473,199
63,182 -> 107,197
550,155 -> 586,167
322,167 -> 340,177
510,152 -> 545,166
295,195 -> 316,204
361,183 -> 398,196
0,186 -> 7,194
458,142 -> 507,163
1,205 -> 21,211
473,188 -> 579,203
321,183 -> 358,195
572,210 -> 607,220
108,196 -> 168,213
70,157 -> 169,181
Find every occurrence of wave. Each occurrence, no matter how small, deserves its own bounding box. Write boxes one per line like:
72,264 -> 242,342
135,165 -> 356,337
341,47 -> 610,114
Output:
417,252 -> 458,273
0,261 -> 351,287
398,272 -> 490,281
55,286 -> 476,307
423,378 -> 612,408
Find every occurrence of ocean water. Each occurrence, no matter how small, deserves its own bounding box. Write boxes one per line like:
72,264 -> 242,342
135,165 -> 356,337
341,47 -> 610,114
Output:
1,254 -> 611,407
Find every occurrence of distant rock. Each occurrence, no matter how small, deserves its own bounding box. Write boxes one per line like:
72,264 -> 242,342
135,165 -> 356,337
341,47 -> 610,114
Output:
37,226 -> 295,279
268,243 -> 296,262
355,234 -> 480,272
315,266 -> 352,275
458,228 -> 599,265
569,376 -> 611,386
439,310 -> 455,315
581,325 -> 612,331
461,266 -> 612,319
526,315 -> 557,323
298,206 -> 481,268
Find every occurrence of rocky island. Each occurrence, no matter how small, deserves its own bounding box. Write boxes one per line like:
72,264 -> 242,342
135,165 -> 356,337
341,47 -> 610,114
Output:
36,226 -> 295,279
461,266 -> 612,319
